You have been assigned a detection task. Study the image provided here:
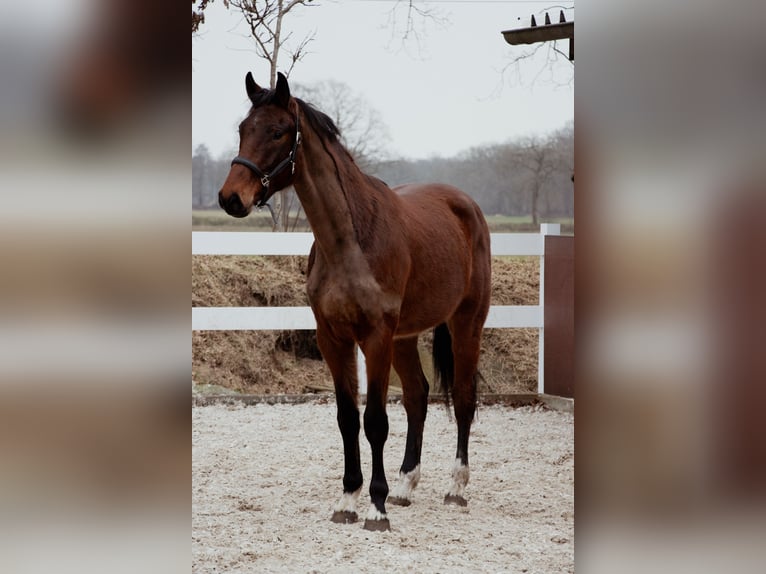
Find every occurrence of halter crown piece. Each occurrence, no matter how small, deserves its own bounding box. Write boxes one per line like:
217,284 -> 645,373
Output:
230,113 -> 302,208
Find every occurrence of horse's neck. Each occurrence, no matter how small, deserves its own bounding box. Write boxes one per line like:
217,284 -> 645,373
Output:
292,123 -> 377,266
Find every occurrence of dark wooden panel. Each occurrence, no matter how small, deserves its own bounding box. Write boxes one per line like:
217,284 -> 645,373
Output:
544,236 -> 574,398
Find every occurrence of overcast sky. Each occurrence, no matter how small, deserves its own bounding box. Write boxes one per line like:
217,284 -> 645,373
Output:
192,0 -> 574,160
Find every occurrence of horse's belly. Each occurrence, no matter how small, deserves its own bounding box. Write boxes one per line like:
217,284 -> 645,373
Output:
394,285 -> 463,336
394,314 -> 443,338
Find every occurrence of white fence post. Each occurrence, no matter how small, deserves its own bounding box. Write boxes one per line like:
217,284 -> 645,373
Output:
537,223 -> 560,395
357,345 -> 367,396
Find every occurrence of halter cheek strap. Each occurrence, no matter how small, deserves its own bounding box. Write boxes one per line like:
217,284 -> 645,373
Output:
230,114 -> 302,208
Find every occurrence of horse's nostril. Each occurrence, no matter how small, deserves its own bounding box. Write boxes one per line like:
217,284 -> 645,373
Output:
227,193 -> 243,212
219,191 -> 244,213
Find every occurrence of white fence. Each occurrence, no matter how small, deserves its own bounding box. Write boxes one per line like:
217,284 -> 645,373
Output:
192,224 -> 560,394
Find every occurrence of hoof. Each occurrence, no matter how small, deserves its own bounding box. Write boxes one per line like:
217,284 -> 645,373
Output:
331,510 -> 358,524
443,494 -> 468,507
387,496 -> 411,507
363,518 -> 391,532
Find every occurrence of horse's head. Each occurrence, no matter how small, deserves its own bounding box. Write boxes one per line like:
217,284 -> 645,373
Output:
218,72 -> 300,218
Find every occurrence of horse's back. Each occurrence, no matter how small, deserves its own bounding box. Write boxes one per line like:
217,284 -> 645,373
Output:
393,183 -> 490,250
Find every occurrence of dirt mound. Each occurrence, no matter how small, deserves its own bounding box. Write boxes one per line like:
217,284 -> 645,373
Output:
192,255 -> 539,395
193,255 -> 309,307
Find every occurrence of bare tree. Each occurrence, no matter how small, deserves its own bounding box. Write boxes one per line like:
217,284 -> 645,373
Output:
225,0 -> 317,88
384,0 -> 449,56
224,0 -> 317,230
545,121 -> 574,217
192,144 -> 212,207
293,80 -> 391,171
513,136 -> 559,226
348,124 -> 574,222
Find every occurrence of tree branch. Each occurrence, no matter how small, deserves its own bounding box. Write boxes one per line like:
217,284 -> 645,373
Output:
284,30 -> 316,78
227,0 -> 316,80
384,0 -> 449,58
192,0 -> 217,34
283,0 -> 314,17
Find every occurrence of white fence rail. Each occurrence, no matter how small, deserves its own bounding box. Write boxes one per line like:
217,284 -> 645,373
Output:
192,224 -> 560,394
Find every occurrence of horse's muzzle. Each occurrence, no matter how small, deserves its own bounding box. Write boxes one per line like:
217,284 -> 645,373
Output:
218,191 -> 250,218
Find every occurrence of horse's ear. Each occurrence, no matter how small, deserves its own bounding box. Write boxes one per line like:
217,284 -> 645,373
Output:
245,72 -> 263,104
275,72 -> 291,109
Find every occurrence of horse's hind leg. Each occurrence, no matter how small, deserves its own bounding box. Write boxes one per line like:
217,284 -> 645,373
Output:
388,336 -> 429,507
317,327 -> 363,524
445,313 -> 485,507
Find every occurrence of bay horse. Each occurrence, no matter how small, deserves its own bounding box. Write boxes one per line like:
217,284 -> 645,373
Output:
218,72 -> 491,532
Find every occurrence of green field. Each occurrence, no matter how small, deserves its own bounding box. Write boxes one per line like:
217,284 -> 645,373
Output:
192,209 -> 281,231
483,214 -> 574,233
193,209 -> 573,234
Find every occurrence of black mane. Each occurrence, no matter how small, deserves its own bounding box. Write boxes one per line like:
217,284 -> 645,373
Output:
295,98 -> 341,142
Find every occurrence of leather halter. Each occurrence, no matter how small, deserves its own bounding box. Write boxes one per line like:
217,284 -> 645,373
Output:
230,114 -> 302,208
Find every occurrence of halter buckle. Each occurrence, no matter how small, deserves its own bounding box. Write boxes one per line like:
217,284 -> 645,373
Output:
260,175 -> 270,188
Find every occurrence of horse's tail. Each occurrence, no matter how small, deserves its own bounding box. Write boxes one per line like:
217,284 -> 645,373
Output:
432,323 -> 454,411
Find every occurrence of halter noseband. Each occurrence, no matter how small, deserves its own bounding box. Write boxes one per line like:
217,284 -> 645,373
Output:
230,114 -> 302,208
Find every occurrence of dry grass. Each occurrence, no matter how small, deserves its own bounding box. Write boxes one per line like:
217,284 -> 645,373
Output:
192,255 -> 539,395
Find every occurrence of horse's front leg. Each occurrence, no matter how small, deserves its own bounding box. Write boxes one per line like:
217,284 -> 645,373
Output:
360,325 -> 395,531
317,327 -> 363,524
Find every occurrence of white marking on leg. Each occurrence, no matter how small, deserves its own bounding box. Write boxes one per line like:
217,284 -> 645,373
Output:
447,458 -> 470,498
365,503 -> 388,522
333,487 -> 362,514
389,464 -> 421,502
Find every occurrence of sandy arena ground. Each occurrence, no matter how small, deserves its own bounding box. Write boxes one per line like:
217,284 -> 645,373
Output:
193,401 -> 573,573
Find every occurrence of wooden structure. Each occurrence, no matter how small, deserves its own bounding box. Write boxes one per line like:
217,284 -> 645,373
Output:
502,10 -> 574,62
500,10 -> 574,399
543,235 -> 574,398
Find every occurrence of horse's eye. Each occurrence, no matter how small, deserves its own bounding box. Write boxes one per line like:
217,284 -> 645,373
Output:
273,130 -> 284,140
